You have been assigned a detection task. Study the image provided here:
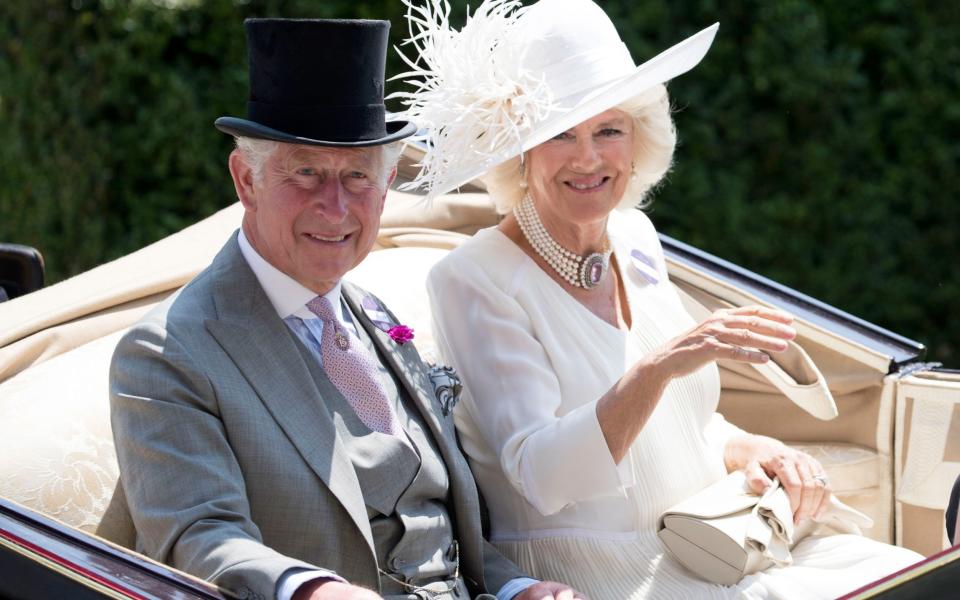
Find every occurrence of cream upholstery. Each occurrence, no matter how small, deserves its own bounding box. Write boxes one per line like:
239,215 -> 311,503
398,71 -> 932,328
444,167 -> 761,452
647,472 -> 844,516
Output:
0,330 -> 123,534
0,187 -> 947,558
895,371 -> 960,556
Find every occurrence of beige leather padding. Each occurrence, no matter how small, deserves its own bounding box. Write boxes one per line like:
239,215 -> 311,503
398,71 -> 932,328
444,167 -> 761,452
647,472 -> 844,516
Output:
377,192 -> 500,251
0,330 -> 123,534
0,202 -> 244,383
895,371 -> 960,556
0,190 -> 918,552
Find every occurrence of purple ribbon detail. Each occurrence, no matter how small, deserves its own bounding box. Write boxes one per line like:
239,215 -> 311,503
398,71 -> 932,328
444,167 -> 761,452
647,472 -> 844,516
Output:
362,295 -> 415,344
361,295 -> 395,332
630,248 -> 660,285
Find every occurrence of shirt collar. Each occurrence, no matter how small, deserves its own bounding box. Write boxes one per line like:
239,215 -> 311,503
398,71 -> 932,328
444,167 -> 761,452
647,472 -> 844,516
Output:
237,229 -> 344,321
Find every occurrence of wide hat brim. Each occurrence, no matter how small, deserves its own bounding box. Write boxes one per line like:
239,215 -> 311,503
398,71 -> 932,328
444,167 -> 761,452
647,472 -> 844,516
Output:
214,116 -> 417,148
435,23 -> 719,195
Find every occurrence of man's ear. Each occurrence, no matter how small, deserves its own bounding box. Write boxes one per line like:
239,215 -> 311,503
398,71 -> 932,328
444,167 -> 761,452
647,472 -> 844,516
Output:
228,150 -> 257,211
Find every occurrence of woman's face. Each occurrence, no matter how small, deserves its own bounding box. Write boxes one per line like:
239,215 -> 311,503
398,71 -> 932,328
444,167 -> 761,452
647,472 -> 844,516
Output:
525,108 -> 635,229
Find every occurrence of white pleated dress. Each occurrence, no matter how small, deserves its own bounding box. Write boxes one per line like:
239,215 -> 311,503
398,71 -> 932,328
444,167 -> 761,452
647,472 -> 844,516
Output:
426,209 -> 921,599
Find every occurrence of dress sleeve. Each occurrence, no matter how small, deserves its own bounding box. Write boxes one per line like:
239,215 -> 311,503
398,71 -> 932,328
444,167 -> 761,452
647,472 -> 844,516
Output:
704,411 -> 748,465
427,251 -> 634,516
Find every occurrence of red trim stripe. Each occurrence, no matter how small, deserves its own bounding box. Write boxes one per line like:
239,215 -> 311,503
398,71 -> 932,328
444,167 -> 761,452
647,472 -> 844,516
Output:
836,543 -> 960,598
0,527 -> 147,600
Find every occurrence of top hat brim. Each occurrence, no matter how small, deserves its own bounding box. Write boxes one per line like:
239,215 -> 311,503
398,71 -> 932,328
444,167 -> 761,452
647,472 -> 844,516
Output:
427,23 -> 719,196
214,116 -> 418,147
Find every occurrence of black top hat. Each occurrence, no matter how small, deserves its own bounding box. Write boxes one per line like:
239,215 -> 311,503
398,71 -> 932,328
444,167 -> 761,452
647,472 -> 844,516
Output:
215,18 -> 416,147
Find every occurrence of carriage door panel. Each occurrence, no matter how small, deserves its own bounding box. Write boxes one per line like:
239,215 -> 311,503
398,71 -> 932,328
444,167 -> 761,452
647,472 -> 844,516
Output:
895,370 -> 960,556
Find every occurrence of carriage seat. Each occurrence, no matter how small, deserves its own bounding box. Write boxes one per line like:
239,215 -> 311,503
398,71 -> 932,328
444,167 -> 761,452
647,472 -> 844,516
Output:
0,246 -> 888,550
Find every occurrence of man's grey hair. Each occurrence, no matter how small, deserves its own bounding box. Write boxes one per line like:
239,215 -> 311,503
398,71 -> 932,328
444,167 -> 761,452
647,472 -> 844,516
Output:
234,137 -> 403,188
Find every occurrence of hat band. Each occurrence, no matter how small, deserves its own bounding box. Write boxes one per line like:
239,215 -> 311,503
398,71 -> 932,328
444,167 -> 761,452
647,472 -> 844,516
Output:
536,42 -> 635,106
248,101 -> 387,142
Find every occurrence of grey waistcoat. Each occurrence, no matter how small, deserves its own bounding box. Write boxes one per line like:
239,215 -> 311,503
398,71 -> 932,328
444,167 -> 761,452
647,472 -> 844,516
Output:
292,311 -> 458,595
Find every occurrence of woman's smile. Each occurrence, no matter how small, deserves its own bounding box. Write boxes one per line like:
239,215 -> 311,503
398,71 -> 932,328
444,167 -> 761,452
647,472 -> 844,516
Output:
564,175 -> 612,192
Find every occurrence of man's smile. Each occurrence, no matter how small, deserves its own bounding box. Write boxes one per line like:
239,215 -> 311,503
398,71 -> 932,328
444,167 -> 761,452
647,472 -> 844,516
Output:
305,232 -> 349,244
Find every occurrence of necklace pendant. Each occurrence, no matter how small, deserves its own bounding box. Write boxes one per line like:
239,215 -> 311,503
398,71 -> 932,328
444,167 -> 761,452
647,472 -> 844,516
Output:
334,327 -> 350,351
515,193 -> 610,291
581,252 -> 607,289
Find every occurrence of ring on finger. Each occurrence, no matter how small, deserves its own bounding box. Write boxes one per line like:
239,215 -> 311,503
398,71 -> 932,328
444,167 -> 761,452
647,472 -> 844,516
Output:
812,473 -> 829,486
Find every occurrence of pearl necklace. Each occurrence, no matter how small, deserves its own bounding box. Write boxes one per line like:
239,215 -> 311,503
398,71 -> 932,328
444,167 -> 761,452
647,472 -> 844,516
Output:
513,194 -> 612,290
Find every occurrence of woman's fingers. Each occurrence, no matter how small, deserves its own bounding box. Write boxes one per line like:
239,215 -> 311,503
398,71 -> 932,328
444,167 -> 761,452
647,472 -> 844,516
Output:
728,305 -> 795,325
710,328 -> 790,353
661,305 -> 797,375
766,455 -> 805,514
696,307 -> 798,363
743,460 -> 775,494
718,343 -> 773,364
813,480 -> 833,520
794,463 -> 825,524
721,315 -> 797,340
701,331 -> 784,364
801,458 -> 833,522
762,452 -> 832,524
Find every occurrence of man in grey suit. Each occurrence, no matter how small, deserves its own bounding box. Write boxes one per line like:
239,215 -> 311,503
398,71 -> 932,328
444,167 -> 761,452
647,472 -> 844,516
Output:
110,17 -> 583,600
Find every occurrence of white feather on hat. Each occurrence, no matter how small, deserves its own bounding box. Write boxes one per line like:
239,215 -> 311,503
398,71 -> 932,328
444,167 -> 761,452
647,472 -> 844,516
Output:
390,0 -> 559,197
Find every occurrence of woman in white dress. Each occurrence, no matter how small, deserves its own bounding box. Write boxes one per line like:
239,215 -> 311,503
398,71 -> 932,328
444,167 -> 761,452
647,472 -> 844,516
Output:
395,0 -> 922,597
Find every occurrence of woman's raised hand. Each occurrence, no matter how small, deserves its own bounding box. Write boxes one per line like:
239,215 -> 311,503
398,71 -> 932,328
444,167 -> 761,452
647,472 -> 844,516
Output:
654,305 -> 796,379
601,305 -> 796,464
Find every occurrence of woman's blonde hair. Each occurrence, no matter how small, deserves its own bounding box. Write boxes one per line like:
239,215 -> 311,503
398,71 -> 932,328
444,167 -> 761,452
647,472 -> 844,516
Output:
481,84 -> 676,214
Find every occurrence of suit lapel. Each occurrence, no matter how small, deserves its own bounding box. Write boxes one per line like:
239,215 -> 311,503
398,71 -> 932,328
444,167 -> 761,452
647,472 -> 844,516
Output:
204,237 -> 375,554
341,282 -> 459,452
342,282 -> 484,576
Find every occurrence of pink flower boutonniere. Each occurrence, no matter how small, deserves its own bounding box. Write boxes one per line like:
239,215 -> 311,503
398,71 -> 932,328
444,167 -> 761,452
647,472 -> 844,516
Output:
387,324 -> 415,345
361,295 -> 415,345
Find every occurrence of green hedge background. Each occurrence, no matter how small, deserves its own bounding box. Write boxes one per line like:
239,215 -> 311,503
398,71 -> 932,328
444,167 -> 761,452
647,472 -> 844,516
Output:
1,0 -> 958,363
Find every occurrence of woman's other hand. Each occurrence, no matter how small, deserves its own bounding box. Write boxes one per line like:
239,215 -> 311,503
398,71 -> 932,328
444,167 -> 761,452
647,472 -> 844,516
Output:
653,305 -> 796,378
725,434 -> 832,525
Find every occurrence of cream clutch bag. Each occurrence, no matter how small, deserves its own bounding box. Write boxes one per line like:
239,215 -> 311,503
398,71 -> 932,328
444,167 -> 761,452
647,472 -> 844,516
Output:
657,471 -> 872,585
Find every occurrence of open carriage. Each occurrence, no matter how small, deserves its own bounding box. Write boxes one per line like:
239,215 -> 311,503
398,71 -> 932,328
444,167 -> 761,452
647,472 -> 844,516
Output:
1,149 -> 958,598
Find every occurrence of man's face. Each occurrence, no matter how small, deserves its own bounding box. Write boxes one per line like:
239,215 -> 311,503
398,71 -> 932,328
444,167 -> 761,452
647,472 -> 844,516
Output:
231,143 -> 395,294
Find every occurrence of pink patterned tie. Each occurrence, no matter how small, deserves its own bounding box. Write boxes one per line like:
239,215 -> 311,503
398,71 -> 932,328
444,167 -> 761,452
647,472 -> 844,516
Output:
306,296 -> 402,436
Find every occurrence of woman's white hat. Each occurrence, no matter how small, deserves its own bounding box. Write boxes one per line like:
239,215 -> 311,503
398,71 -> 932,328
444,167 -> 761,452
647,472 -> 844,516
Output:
392,0 -> 718,198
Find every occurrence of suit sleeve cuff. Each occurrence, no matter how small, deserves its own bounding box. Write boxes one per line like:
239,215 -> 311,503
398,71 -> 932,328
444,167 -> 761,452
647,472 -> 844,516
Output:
497,577 -> 539,600
277,568 -> 346,600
